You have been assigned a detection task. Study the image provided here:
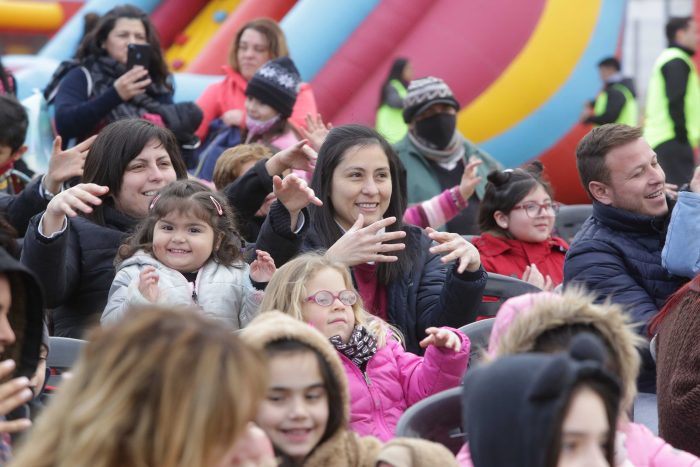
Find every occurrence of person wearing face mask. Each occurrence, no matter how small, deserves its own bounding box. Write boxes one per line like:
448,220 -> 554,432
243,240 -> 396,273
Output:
394,77 -> 501,235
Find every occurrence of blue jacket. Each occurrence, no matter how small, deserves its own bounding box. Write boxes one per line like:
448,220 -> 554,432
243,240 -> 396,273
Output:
256,202 -> 487,353
563,201 -> 685,333
662,190 -> 700,278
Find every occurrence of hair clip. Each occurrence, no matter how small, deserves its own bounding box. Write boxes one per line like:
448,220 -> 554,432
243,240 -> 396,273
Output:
209,196 -> 224,216
149,194 -> 161,211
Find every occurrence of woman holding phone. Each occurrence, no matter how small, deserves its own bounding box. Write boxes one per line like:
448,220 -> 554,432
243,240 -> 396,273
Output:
52,5 -> 201,149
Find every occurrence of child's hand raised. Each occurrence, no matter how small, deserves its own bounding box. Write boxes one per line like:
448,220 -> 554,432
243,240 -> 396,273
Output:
419,327 -> 462,352
138,266 -> 160,302
250,250 -> 276,283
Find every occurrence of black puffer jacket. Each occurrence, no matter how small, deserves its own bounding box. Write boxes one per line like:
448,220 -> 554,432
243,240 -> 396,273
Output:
256,202 -> 487,353
21,205 -> 137,338
0,248 -> 44,379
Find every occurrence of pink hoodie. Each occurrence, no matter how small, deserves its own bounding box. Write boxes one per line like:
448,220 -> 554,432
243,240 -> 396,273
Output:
457,293 -> 700,467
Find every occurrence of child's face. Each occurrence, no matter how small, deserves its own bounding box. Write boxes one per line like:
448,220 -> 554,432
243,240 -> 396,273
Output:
152,211 -> 215,273
557,386 -> 610,467
256,351 -> 329,463
0,274 -> 16,354
245,96 -> 279,122
495,184 -> 556,243
301,268 -> 356,343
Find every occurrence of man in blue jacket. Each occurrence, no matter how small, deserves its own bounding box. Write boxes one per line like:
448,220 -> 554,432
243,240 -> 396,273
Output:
564,123 -> 688,392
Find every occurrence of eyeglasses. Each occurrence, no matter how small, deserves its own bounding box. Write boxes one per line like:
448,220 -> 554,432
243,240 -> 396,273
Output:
305,290 -> 358,307
511,201 -> 560,218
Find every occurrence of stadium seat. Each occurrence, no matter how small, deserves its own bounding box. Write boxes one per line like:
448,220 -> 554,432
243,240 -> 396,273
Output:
554,204 -> 593,243
46,336 -> 86,389
475,273 -> 541,320
395,387 -> 464,454
459,318 -> 495,367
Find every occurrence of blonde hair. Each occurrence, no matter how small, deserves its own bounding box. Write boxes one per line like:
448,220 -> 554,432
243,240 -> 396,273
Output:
12,307 -> 267,467
259,253 -> 399,347
212,144 -> 272,191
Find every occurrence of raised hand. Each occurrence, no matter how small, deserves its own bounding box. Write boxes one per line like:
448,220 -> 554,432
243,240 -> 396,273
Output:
325,215 -> 406,267
272,174 -> 322,230
222,108 -> 244,127
458,157 -> 483,202
690,165 -> 700,193
521,263 -> 553,291
298,113 -> 332,151
419,327 -> 462,352
138,266 -> 160,302
0,360 -> 33,434
250,250 -> 276,283
113,66 -> 151,101
426,227 -> 481,274
44,135 -> 95,194
42,183 -> 109,236
265,140 -> 317,176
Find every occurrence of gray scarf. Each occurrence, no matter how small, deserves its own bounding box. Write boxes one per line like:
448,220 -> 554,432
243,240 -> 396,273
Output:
408,130 -> 465,170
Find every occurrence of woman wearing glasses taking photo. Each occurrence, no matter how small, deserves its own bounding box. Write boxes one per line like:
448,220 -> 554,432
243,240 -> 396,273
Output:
471,162 -> 568,291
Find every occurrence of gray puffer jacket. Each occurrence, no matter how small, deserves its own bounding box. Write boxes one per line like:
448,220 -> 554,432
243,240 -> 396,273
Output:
102,252 -> 263,329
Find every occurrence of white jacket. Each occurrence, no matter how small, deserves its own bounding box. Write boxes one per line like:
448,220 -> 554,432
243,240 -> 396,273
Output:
102,252 -> 263,329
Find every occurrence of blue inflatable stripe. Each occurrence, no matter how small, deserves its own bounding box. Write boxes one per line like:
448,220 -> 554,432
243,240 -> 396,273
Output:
480,0 -> 625,167
280,0 -> 380,81
39,0 -> 161,61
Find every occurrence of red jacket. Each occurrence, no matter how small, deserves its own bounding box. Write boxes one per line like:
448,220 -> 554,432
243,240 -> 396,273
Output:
471,233 -> 569,286
195,65 -> 318,141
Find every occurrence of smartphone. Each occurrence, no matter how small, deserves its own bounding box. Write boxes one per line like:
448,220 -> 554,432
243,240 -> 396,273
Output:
126,43 -> 151,70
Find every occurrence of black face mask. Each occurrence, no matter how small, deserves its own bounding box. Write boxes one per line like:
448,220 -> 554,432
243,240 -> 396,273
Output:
414,113 -> 457,150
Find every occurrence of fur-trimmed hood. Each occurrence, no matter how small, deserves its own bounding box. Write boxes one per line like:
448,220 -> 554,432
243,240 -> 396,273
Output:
487,290 -> 643,411
241,311 -> 382,467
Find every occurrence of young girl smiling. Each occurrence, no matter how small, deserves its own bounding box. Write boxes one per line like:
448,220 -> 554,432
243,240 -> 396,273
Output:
260,253 -> 469,441
102,180 -> 274,328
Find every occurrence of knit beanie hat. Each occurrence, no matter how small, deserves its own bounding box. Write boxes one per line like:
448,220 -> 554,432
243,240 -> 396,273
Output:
402,76 -> 460,123
462,333 -> 620,467
245,57 -> 301,119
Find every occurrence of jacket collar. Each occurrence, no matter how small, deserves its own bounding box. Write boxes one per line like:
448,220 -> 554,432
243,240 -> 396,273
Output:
477,232 -> 566,256
591,200 -> 667,234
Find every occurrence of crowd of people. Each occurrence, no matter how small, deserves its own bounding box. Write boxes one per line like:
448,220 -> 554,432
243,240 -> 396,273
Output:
0,5 -> 699,466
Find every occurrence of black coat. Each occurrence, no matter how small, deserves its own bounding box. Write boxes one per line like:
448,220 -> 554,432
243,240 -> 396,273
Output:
21,205 -> 137,338
256,202 -> 487,353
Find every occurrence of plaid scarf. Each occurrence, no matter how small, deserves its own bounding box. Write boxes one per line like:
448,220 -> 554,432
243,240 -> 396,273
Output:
329,325 -> 377,371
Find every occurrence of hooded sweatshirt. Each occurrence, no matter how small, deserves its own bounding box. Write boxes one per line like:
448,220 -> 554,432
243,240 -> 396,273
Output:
462,333 -> 620,467
457,291 -> 700,467
241,312 -> 383,467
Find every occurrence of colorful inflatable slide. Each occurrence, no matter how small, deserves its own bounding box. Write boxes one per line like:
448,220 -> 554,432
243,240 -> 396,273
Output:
10,0 -> 627,203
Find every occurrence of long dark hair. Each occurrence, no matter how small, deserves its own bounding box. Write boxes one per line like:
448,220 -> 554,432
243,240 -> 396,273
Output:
82,119 -> 188,226
116,180 -> 243,267
76,5 -> 171,89
378,57 -> 409,108
478,161 -> 554,234
309,124 -> 413,284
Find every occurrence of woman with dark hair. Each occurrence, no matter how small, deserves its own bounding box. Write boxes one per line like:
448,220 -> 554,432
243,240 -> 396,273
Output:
51,5 -> 201,149
256,124 -> 486,353
470,162 -> 569,290
375,58 -> 412,143
195,18 -> 317,142
21,119 -> 187,338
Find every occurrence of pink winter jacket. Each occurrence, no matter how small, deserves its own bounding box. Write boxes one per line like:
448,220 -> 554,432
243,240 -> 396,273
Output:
456,293 -> 700,467
341,327 -> 469,442
195,65 -> 318,141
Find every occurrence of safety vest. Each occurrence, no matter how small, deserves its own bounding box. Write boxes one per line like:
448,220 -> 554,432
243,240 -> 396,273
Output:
376,79 -> 408,144
644,47 -> 700,148
593,83 -> 638,126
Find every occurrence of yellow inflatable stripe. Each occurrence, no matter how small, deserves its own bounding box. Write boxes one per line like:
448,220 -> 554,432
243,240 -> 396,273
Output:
0,1 -> 63,30
457,0 -> 601,143
166,0 -> 241,69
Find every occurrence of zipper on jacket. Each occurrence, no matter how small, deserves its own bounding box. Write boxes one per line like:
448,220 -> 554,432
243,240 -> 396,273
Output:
362,371 -> 372,387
